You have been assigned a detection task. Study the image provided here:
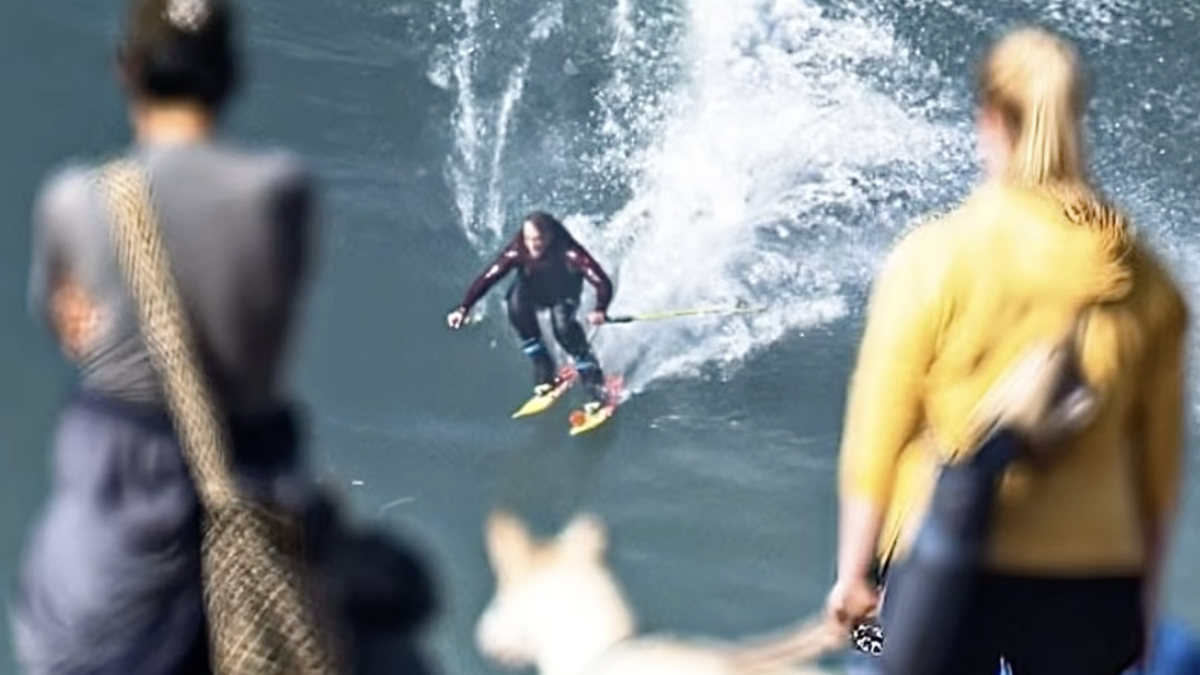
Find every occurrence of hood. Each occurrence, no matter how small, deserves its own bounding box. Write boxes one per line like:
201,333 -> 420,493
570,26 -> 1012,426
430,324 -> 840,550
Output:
966,180 -> 1136,306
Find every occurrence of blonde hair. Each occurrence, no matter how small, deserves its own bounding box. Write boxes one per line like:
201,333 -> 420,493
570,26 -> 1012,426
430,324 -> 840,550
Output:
977,27 -> 1088,186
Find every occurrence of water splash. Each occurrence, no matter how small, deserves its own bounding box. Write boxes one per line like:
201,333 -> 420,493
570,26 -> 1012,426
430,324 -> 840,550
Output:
430,0 -> 1195,397
570,0 -> 970,392
433,0 -> 972,393
430,0 -> 564,246
873,0 -> 1171,45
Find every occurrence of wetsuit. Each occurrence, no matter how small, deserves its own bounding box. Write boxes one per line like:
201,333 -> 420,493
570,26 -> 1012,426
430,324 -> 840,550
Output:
457,231 -> 613,400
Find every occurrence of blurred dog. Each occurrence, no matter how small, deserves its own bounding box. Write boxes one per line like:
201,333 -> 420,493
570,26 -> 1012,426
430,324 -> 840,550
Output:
475,510 -> 845,675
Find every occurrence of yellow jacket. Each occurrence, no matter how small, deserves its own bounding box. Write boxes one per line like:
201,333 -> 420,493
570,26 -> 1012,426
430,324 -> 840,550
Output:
839,180 -> 1189,574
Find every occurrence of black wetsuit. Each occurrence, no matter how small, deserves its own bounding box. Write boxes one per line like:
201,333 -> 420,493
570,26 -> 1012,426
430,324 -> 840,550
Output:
457,231 -> 614,399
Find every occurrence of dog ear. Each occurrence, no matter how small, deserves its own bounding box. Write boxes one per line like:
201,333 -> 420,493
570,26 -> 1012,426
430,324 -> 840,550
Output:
486,509 -> 534,578
559,512 -> 607,560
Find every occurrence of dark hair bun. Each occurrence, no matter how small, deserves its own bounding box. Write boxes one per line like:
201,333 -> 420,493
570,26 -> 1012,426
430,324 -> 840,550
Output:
119,0 -> 239,111
163,0 -> 216,32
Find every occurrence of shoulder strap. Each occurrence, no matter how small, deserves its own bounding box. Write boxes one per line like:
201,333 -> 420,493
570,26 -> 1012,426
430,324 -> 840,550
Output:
97,157 -> 344,675
875,303 -> 1097,577
98,158 -> 236,506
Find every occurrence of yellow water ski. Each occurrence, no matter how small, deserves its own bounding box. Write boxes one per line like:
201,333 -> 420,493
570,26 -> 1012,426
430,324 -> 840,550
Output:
512,365 -> 577,419
567,405 -> 615,436
567,375 -> 623,436
512,384 -> 571,418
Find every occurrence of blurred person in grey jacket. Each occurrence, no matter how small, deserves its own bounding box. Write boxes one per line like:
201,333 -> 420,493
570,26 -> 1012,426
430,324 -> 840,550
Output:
12,1 -> 438,673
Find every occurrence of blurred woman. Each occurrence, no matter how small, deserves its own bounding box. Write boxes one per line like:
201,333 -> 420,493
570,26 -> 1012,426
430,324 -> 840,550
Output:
826,26 -> 1188,675
13,1 -> 437,673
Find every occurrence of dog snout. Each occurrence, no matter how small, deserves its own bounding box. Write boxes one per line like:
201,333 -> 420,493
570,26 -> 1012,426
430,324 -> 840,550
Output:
476,604 -> 533,668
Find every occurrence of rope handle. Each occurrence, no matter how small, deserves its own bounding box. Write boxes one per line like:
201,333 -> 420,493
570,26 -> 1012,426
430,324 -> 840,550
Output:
98,158 -> 238,508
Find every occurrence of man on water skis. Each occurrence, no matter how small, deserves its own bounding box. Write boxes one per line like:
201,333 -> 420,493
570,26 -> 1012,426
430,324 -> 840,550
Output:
447,211 -> 613,411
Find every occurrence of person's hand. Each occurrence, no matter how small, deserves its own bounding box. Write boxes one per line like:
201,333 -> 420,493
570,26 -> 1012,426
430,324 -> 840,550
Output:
587,311 -> 607,326
49,277 -> 100,360
825,576 -> 879,630
447,308 -> 468,330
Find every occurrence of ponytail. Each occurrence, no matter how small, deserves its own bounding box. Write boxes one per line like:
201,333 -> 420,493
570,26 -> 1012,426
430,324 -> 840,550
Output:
977,28 -> 1131,262
977,28 -> 1087,187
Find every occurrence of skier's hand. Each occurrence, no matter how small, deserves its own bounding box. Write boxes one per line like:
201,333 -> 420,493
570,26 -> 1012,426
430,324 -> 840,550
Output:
447,308 -> 468,330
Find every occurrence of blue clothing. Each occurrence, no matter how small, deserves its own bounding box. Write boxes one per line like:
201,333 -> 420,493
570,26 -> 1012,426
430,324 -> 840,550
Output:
11,391 -> 439,675
12,391 -> 307,675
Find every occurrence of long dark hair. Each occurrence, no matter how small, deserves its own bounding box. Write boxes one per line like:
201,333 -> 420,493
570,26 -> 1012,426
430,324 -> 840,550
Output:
523,211 -> 577,252
117,0 -> 240,114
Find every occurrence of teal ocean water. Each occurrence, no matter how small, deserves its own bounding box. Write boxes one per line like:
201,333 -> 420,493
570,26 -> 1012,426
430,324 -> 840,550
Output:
1,1 -> 1197,672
